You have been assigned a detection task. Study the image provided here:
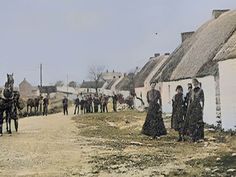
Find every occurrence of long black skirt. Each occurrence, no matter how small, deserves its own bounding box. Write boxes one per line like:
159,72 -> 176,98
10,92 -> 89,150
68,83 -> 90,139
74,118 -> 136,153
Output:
142,103 -> 167,137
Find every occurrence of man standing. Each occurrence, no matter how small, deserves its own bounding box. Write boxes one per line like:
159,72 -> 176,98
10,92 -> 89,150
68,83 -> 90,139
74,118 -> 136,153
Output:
43,96 -> 49,116
63,96 -> 69,115
74,95 -> 80,115
93,95 -> 100,113
112,93 -> 118,112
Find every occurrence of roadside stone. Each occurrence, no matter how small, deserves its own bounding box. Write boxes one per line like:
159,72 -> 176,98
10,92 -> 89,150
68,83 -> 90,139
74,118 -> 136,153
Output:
212,168 -> 219,173
227,169 -> 236,173
208,137 -> 217,142
216,158 -> 221,161
232,153 -> 236,157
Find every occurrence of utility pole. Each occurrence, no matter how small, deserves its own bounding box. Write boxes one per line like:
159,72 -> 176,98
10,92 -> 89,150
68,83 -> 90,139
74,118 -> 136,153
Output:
40,63 -> 43,87
67,74 -> 69,97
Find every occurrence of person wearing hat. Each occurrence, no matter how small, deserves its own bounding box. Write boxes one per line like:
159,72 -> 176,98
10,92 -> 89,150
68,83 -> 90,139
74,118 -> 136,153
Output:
187,78 -> 205,142
62,96 -> 69,115
74,95 -> 80,115
142,81 -> 167,139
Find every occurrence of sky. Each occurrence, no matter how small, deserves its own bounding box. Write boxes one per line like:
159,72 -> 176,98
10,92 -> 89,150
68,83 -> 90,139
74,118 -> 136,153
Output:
0,0 -> 236,86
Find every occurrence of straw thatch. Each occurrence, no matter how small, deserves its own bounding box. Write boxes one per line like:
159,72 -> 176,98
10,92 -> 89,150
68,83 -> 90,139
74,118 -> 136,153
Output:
105,78 -> 118,89
171,10 -> 236,80
213,30 -> 236,61
154,10 -> 236,82
115,73 -> 135,91
134,56 -> 167,87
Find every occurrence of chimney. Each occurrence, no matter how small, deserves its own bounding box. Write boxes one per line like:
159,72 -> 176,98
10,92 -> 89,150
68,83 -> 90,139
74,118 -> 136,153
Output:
212,9 -> 230,19
149,57 -> 154,60
181,31 -> 195,43
154,53 -> 160,57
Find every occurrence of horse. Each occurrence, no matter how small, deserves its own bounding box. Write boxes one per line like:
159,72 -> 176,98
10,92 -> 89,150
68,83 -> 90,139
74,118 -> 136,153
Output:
27,97 -> 40,116
1,74 -> 23,134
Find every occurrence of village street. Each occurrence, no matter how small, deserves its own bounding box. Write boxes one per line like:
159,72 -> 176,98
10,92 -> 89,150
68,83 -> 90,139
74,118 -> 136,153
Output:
0,108 -> 96,177
0,108 -> 236,177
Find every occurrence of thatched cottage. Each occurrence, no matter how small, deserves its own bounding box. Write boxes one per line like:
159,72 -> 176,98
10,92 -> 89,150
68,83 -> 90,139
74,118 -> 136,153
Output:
151,10 -> 236,130
134,54 -> 170,107
79,80 -> 105,94
19,78 -> 40,99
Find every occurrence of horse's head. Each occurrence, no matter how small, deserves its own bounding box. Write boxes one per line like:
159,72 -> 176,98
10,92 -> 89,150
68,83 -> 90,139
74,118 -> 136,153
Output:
7,73 -> 14,85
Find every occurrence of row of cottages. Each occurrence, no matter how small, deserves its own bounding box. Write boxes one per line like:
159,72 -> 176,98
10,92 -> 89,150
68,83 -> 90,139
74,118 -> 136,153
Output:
150,9 -> 236,130
100,70 -> 123,95
134,53 -> 170,108
79,80 -> 105,94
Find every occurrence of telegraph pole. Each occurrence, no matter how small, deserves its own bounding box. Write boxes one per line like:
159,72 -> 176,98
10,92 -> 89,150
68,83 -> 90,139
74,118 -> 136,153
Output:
40,63 -> 43,87
67,74 -> 69,97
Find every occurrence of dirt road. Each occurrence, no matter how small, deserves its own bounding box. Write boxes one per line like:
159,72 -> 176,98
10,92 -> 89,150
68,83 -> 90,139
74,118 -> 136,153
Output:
0,109 -> 94,177
0,110 -> 236,177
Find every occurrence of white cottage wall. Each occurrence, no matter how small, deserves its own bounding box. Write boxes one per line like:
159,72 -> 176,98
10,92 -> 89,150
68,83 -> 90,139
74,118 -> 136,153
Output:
219,59 -> 236,130
160,76 -> 217,126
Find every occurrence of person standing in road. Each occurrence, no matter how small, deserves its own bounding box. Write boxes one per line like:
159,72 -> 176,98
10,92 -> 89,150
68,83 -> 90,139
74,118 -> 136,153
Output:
63,96 -> 69,115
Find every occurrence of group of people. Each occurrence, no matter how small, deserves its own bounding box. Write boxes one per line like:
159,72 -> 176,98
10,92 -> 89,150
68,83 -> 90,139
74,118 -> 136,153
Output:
142,78 -> 205,142
62,93 -> 118,116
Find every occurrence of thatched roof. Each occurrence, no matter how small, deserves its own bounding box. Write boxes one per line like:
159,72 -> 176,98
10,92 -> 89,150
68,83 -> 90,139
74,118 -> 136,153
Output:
80,81 -> 105,89
154,10 -> 236,82
213,30 -> 236,61
134,56 -> 168,87
105,78 -> 118,89
115,73 -> 135,91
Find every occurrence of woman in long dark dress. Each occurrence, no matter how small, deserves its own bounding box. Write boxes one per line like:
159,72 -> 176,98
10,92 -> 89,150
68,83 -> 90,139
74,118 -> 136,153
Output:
186,79 -> 205,142
142,82 -> 167,138
171,85 -> 185,142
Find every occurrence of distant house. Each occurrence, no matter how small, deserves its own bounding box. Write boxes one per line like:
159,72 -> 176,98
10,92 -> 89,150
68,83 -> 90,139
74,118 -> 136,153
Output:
101,70 -> 123,81
79,80 -> 105,94
39,86 -> 57,94
19,78 -> 40,99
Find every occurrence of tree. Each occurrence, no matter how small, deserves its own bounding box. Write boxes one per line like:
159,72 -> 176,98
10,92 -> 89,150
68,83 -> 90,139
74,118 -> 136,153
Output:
68,81 -> 77,88
88,65 -> 105,94
55,80 -> 64,87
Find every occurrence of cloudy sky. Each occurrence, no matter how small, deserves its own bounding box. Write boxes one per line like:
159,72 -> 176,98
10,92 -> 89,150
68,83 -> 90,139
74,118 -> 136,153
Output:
0,0 -> 235,86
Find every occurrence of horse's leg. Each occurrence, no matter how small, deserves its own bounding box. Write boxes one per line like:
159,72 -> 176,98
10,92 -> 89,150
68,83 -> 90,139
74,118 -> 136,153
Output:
6,111 -> 9,132
27,105 -> 29,116
14,118 -> 18,132
6,110 -> 11,134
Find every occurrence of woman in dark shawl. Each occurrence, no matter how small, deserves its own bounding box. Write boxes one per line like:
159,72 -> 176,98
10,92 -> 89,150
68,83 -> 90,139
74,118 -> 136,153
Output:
186,79 -> 205,142
142,82 -> 167,139
171,85 -> 185,141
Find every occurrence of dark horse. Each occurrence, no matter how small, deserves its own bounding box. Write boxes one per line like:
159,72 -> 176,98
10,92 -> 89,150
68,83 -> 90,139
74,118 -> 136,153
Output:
27,97 -> 40,116
2,74 -> 23,134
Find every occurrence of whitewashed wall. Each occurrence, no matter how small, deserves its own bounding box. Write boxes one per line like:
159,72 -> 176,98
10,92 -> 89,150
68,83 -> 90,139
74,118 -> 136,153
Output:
219,59 -> 236,130
161,76 -> 217,126
135,87 -> 147,108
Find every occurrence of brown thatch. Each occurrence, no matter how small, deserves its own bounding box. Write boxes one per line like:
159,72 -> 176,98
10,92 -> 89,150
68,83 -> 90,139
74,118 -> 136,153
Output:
134,56 -> 167,87
153,10 -> 236,82
213,30 -> 236,61
105,78 -> 118,89
115,73 -> 135,91
171,10 -> 236,80
80,81 -> 105,89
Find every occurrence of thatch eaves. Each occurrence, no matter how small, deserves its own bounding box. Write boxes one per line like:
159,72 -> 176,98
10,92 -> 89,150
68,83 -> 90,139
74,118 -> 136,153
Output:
134,56 -> 167,88
170,10 -> 236,81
